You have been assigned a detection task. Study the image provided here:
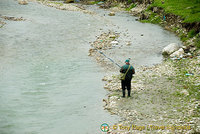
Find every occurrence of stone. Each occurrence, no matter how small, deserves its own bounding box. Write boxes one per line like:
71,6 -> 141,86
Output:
180,89 -> 189,96
108,12 -> 115,16
111,41 -> 118,45
126,41 -> 131,46
130,6 -> 144,15
18,0 -> 28,5
162,43 -> 180,55
153,7 -> 158,13
170,48 -> 184,57
109,34 -> 116,38
2,16 -> 25,21
196,49 -> 200,55
190,47 -> 196,52
88,48 -> 95,56
182,45 -> 187,50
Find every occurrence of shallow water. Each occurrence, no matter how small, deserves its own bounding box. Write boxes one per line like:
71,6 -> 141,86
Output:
0,1 -> 182,134
85,5 -> 182,68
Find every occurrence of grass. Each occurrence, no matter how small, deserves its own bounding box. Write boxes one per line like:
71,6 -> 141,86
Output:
188,29 -> 197,38
194,37 -> 200,48
171,58 -> 200,100
126,3 -> 137,11
127,0 -> 132,5
87,1 -> 100,5
151,0 -> 200,23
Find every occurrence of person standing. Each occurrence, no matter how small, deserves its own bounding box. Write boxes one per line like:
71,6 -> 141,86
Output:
120,59 -> 135,97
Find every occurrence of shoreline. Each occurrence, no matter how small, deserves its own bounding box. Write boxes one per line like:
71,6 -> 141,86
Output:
90,30 -> 200,133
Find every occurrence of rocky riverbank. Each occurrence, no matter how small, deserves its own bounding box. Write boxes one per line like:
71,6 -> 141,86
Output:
83,2 -> 199,133
35,0 -> 95,14
102,58 -> 200,133
89,30 -> 200,133
97,0 -> 200,56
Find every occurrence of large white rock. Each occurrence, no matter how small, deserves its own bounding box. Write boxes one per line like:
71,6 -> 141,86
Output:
170,48 -> 185,57
18,0 -> 28,5
162,43 -> 180,55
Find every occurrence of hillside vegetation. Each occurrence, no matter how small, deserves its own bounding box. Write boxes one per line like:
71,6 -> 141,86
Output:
152,0 -> 200,23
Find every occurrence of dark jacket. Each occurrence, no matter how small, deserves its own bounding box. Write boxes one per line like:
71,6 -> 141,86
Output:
120,64 -> 135,81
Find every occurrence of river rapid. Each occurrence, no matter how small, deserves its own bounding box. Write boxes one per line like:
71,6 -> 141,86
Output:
0,0 -> 182,134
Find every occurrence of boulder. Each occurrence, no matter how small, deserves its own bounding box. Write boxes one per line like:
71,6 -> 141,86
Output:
126,41 -> 131,46
162,43 -> 180,55
196,49 -> 200,55
180,89 -> 189,96
64,0 -> 74,3
153,7 -> 158,13
111,41 -> 118,45
18,0 -> 28,5
170,48 -> 184,57
108,12 -> 115,16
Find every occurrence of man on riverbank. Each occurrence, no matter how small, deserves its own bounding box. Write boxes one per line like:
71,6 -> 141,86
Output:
120,59 -> 135,97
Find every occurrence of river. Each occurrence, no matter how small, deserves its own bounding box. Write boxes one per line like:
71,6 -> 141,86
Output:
0,0 -> 182,134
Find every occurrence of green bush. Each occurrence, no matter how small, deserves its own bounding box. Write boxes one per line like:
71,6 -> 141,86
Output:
195,0 -> 200,3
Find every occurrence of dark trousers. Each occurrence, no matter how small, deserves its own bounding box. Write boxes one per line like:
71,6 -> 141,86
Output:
121,80 -> 131,97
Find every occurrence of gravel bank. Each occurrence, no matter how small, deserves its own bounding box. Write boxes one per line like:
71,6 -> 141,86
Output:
89,30 -> 200,134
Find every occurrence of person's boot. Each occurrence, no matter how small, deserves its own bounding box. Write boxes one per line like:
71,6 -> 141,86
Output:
122,90 -> 125,98
128,90 -> 131,97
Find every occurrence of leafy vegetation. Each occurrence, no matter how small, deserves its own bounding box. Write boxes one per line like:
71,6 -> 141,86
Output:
151,0 -> 200,23
127,0 -> 133,5
188,29 -> 197,38
126,3 -> 137,11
